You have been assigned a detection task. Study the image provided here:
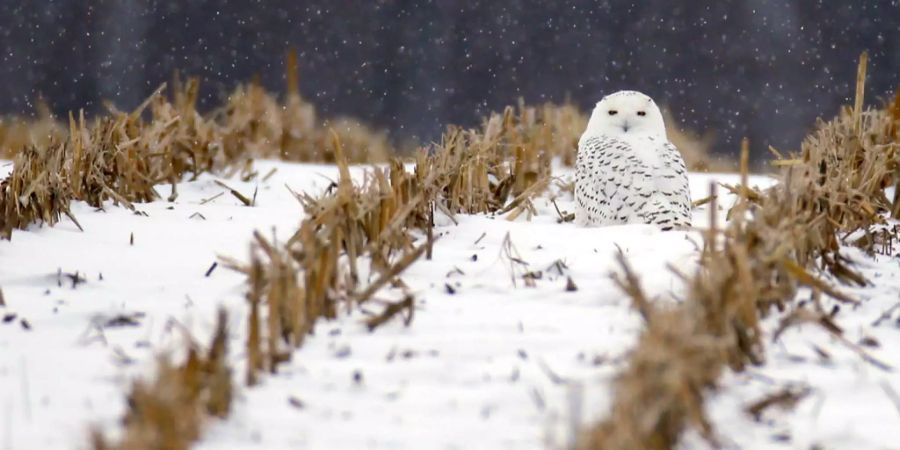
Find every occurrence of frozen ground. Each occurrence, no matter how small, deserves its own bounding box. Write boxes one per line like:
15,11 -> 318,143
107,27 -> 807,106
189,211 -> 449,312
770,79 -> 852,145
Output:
0,160 -> 897,450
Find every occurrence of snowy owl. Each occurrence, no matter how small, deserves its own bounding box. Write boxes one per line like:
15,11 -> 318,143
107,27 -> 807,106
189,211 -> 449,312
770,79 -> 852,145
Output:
574,90 -> 691,230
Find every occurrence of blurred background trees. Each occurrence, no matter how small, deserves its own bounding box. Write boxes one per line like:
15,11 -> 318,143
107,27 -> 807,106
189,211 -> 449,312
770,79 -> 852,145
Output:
1,0 -> 897,156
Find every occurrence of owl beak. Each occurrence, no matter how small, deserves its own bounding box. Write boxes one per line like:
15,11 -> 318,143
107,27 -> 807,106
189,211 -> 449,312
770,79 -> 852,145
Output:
621,122 -> 630,133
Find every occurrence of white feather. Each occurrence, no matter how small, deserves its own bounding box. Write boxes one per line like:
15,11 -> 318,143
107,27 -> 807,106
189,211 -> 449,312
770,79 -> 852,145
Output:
575,90 -> 691,230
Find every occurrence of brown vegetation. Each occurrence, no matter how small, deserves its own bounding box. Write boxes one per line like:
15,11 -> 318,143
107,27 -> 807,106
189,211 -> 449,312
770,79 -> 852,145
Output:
230,98 -> 591,382
91,310 -> 232,450
216,90 -> 742,450
663,109 -> 730,172
580,53 -> 899,449
1,51 -> 884,450
73,67 -> 591,446
1,52 -> 726,240
0,102 -> 65,159
0,54 -> 391,239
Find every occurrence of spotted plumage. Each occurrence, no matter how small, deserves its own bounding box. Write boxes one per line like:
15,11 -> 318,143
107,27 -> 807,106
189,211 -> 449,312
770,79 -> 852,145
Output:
575,90 -> 691,230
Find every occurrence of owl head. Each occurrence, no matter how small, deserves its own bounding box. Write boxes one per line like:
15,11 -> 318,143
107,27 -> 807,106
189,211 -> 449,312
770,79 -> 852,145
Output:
583,90 -> 667,138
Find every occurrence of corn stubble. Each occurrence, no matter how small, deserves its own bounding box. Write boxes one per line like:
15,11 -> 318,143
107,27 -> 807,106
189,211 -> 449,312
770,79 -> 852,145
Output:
37,59 -> 596,447
235,100 -> 590,383
3,52 -> 867,450
0,101 -> 65,159
88,88 -> 591,449
0,54 -> 390,239
90,309 -> 231,450
1,52 -> 720,240
580,53 -> 899,449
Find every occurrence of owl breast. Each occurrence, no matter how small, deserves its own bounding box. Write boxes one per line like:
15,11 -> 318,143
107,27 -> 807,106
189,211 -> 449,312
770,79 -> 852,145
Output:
575,134 -> 691,230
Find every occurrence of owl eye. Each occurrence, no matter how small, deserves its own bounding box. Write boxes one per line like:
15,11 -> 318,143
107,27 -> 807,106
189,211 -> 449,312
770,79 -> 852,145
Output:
608,110 -> 618,116
637,111 -> 646,116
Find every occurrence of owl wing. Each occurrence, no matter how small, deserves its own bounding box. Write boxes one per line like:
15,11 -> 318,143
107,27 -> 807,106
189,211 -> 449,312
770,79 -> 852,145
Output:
643,141 -> 692,228
576,135 -> 644,225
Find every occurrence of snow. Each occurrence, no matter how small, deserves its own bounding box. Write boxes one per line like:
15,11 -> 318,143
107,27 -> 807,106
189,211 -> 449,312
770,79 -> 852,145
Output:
0,161 -> 356,448
685,245 -> 900,450
1,160 -> 898,450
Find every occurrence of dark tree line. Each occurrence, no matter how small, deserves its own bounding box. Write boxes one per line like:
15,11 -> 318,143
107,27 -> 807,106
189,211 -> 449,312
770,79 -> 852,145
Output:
1,0 -> 898,156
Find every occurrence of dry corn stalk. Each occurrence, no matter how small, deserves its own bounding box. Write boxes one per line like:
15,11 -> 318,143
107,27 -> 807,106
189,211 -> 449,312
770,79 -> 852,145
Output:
91,309 -> 232,450
1,52 -> 394,240
582,53 -> 899,449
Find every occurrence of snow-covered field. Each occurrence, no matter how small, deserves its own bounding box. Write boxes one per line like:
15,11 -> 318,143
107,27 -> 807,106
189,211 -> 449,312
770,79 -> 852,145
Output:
1,160 -> 897,450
